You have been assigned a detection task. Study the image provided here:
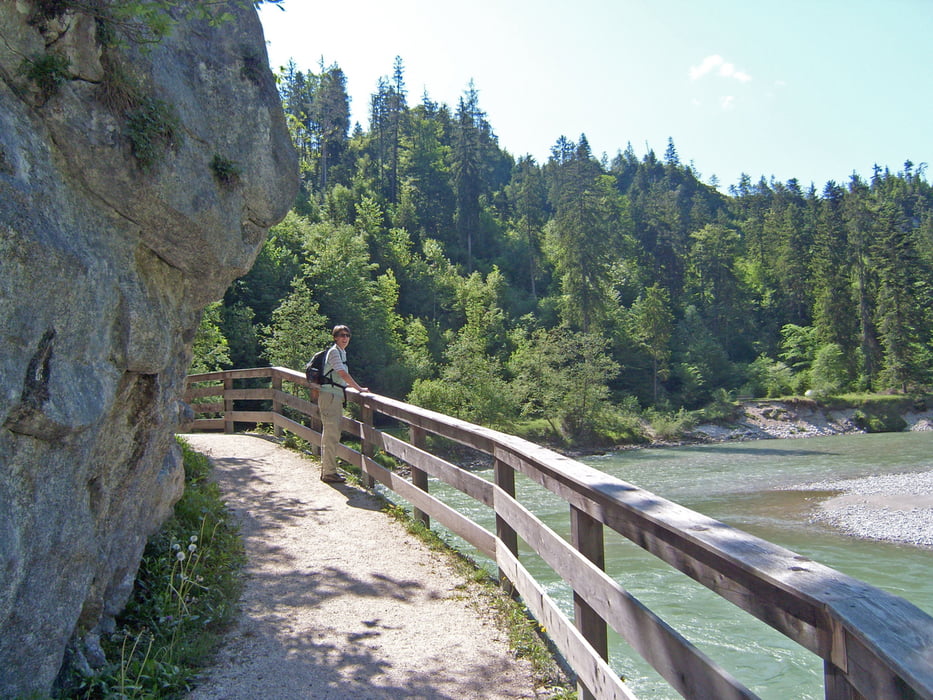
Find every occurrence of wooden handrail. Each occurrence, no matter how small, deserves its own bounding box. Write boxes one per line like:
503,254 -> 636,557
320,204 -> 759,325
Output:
184,367 -> 933,700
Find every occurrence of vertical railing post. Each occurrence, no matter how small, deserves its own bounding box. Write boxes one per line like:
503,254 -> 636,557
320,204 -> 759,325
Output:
494,456 -> 518,596
360,398 -> 375,489
308,387 -> 321,456
408,425 -> 429,527
571,505 -> 608,700
223,373 -> 234,434
824,660 -> 865,700
272,371 -> 283,438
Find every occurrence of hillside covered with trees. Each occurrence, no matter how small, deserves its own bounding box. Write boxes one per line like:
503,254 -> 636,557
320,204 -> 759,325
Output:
194,57 -> 933,445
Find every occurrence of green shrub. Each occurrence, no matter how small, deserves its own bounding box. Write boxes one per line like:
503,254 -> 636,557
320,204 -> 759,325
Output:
743,354 -> 796,398
852,409 -> 908,433
809,343 -> 848,396
698,388 -> 741,423
646,408 -> 695,442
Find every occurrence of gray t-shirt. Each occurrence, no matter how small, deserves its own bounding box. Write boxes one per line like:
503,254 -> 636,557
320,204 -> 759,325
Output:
322,344 -> 348,392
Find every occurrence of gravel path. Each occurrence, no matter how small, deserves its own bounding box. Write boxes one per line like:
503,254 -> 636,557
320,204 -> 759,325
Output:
180,433 -> 545,700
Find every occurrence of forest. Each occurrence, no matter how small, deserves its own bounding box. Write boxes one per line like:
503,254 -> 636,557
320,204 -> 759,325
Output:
192,57 -> 933,445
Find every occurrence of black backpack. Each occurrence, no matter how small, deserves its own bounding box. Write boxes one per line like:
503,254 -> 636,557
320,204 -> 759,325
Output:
304,349 -> 334,387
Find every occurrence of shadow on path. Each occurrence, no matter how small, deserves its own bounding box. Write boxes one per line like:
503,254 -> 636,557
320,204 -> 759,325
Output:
182,433 -> 538,700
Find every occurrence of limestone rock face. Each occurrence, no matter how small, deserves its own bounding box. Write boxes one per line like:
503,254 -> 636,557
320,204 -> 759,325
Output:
0,2 -> 298,695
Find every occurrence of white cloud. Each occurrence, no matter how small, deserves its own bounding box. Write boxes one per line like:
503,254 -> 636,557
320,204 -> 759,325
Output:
689,54 -> 752,83
720,95 -> 736,110
689,54 -> 724,80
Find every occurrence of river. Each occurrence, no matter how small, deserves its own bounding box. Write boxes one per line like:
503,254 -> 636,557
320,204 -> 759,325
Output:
416,430 -> 933,699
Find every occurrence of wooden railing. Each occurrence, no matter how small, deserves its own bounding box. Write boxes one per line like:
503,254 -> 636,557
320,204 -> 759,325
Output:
184,367 -> 933,700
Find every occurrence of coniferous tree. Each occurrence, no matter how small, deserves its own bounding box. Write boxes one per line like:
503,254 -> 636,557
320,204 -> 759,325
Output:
872,193 -> 931,390
686,223 -> 746,349
509,326 -> 618,443
452,82 -> 487,269
844,174 -> 882,388
262,282 -> 331,370
312,63 -> 350,192
544,137 -> 625,332
505,156 -> 548,299
774,181 -> 815,328
399,99 -> 454,241
628,283 -> 673,403
190,302 -> 232,373
811,182 -> 858,384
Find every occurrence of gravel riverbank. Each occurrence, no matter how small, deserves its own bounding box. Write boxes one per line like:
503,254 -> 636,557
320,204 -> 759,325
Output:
793,470 -> 933,549
691,402 -> 933,550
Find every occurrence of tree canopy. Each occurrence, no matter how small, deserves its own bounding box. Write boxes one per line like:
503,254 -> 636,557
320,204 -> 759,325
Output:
195,55 -> 933,444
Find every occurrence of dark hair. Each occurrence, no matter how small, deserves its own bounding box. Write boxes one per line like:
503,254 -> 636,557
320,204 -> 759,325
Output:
332,325 -> 351,338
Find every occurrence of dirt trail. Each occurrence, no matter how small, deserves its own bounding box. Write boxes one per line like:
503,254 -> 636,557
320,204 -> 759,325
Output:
181,433 -> 544,700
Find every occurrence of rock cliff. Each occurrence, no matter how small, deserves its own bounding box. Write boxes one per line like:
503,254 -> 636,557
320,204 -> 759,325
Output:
0,1 -> 297,695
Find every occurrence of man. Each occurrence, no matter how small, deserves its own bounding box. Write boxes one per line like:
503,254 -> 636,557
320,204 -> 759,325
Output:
318,325 -> 368,483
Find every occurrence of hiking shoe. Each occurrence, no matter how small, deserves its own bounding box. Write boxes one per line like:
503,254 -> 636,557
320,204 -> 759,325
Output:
321,473 -> 346,483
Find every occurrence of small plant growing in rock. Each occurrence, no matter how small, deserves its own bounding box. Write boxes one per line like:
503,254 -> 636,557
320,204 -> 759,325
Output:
240,45 -> 266,86
97,55 -> 143,114
19,51 -> 70,100
124,95 -> 180,170
210,154 -> 242,186
28,0 -> 73,24
0,144 -> 11,175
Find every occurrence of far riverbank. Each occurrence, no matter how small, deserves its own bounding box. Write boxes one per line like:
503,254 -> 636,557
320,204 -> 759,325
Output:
691,399 -> 933,442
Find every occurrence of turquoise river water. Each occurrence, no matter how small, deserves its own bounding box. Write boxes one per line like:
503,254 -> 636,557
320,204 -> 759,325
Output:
413,430 -> 933,699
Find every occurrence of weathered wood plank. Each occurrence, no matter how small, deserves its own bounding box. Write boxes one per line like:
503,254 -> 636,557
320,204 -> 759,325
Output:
368,429 -> 496,507
275,413 -> 318,439
226,367 -> 275,380
223,388 -> 274,401
408,425 -> 429,526
188,401 -> 224,414
362,455 -> 496,558
496,544 -> 638,700
225,410 -> 275,424
830,600 -> 933,700
367,394 -> 498,454
492,442 -> 832,652
571,505 -> 608,673
188,418 -> 225,431
271,367 -> 306,383
274,389 -> 315,417
186,371 -> 228,382
184,385 -> 224,401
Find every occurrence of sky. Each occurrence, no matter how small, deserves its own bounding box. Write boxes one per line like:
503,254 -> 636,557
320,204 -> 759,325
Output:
258,0 -> 933,191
